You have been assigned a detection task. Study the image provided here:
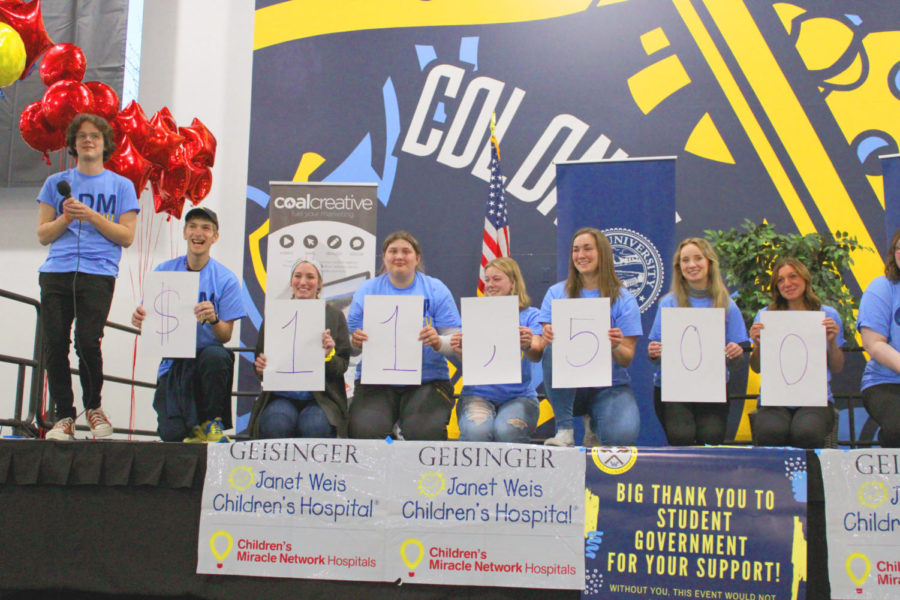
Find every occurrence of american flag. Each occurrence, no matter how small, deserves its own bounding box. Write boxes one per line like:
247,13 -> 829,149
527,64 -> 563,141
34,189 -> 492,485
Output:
478,135 -> 510,293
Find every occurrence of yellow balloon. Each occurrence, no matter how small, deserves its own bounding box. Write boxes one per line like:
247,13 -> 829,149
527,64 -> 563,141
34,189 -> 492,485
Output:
0,22 -> 27,88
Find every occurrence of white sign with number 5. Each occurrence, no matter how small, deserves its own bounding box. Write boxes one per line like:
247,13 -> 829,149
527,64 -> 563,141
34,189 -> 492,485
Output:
551,298 -> 611,388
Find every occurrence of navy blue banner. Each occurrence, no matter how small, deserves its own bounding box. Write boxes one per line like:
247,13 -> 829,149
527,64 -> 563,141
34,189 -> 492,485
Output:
556,158 -> 676,445
583,447 -> 808,600
881,154 -> 900,251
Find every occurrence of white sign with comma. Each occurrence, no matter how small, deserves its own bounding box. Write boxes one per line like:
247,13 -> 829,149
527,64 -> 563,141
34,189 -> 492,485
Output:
461,296 -> 521,386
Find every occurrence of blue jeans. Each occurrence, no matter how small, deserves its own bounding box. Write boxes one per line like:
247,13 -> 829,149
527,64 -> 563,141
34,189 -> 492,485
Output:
457,395 -> 539,443
542,344 -> 639,444
258,396 -> 335,439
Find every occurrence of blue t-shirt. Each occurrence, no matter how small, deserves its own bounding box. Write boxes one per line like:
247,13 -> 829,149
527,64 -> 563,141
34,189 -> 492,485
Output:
648,293 -> 749,387
538,282 -> 643,387
461,307 -> 542,403
153,256 -> 247,378
858,276 -> 900,389
37,168 -> 140,277
347,272 -> 461,382
755,305 -> 844,401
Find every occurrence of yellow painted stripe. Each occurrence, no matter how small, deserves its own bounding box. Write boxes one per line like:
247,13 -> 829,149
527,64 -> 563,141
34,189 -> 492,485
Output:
255,0 -> 596,50
672,0 -> 816,238
701,1 -> 882,289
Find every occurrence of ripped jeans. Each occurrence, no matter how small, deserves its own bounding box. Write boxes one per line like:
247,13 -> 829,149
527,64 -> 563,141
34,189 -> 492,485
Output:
456,395 -> 540,443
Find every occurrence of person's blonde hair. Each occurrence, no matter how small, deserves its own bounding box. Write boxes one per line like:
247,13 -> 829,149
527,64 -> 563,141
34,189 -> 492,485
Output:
484,257 -> 531,310
565,227 -> 622,304
671,237 -> 730,308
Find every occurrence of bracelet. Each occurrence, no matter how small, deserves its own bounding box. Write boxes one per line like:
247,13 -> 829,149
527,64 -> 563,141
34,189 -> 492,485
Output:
63,214 -> 73,223
324,348 -> 335,362
208,315 -> 220,325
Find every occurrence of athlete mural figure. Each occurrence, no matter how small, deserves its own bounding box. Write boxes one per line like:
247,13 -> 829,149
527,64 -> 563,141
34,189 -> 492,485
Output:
37,114 -> 139,441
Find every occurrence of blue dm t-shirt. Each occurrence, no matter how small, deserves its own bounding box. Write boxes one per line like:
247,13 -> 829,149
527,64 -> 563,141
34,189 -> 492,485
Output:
858,276 -> 900,390
347,272 -> 462,382
648,293 -> 750,387
754,305 -> 844,401
37,168 -> 140,277
538,282 -> 643,387
153,256 -> 247,378
460,307 -> 542,403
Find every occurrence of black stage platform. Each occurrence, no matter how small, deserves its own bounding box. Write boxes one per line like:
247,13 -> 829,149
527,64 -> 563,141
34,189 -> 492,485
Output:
0,440 -> 830,600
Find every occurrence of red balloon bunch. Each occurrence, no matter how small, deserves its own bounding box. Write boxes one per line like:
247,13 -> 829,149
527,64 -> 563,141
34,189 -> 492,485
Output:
108,101 -> 216,218
8,9 -> 218,217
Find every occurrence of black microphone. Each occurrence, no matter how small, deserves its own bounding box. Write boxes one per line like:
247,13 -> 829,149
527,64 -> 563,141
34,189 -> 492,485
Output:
57,181 -> 71,198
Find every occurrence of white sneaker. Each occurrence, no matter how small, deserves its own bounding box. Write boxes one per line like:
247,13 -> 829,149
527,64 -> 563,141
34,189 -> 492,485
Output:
544,429 -> 574,447
46,417 -> 75,441
582,415 -> 599,447
86,408 -> 113,438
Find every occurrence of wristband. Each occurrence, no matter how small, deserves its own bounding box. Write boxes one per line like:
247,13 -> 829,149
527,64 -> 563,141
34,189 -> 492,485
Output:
208,315 -> 220,325
63,214 -> 73,223
324,348 -> 335,362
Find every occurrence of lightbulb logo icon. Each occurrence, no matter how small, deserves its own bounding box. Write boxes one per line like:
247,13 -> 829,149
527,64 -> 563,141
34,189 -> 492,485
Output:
210,530 -> 234,569
857,481 -> 887,509
400,538 -> 424,577
845,552 -> 871,594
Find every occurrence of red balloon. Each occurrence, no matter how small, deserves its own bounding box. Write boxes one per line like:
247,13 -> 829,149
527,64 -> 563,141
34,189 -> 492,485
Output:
104,135 -> 152,198
142,110 -> 184,167
39,42 -> 86,86
18,99 -> 64,153
84,81 -> 119,122
186,164 -> 212,204
151,179 -> 185,220
179,118 -> 216,168
0,0 -> 54,80
156,106 -> 177,132
159,145 -> 190,201
41,79 -> 92,128
112,100 -> 151,150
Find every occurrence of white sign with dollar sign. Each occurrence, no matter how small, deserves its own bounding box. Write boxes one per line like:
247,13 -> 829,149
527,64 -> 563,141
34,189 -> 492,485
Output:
141,271 -> 200,359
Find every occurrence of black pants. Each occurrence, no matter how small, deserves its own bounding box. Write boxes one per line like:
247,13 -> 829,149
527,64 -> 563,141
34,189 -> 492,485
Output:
750,405 -> 834,449
862,383 -> 900,447
653,386 -> 729,446
39,271 -> 115,420
349,380 -> 454,441
153,346 -> 234,442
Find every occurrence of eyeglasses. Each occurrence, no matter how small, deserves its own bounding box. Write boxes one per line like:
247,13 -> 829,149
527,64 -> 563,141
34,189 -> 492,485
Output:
76,132 -> 102,141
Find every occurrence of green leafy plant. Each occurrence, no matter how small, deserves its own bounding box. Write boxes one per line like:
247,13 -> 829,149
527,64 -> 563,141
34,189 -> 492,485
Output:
704,220 -> 873,345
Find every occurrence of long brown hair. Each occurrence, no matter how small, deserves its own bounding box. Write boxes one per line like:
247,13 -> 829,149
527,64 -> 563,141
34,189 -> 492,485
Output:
671,238 -> 730,308
565,227 -> 622,304
885,228 -> 900,282
767,257 -> 821,311
380,230 -> 425,273
485,257 -> 531,310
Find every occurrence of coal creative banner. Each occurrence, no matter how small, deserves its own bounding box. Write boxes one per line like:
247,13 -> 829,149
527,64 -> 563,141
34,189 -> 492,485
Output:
820,449 -> 900,600
556,158 -> 676,445
583,447 -> 808,600
245,0 -> 900,441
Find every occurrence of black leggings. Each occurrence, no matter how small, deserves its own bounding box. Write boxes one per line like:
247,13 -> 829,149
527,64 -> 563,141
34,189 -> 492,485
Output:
653,386 -> 729,446
750,405 -> 834,449
861,384 -> 900,447
349,380 -> 454,441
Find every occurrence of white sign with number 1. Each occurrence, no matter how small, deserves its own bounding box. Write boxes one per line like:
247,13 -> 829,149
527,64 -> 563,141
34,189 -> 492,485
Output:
263,299 -> 325,392
361,295 -> 424,385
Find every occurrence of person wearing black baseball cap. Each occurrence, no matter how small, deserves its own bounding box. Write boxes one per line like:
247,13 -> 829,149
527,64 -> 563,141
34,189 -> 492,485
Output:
131,205 -> 245,442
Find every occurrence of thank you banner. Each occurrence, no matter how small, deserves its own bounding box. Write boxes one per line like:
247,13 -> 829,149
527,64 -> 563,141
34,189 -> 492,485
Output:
820,449 -> 900,600
198,440 -> 585,588
582,447 -> 808,600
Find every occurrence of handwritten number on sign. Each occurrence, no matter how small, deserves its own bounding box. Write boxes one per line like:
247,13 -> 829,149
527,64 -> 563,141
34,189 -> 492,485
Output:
779,333 -> 808,385
679,325 -> 703,372
380,304 -> 416,372
153,282 -> 180,345
565,317 -> 599,368
277,311 -> 312,374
